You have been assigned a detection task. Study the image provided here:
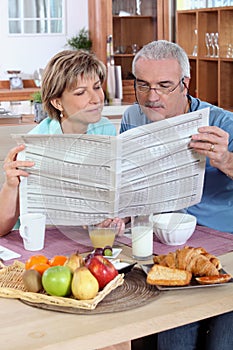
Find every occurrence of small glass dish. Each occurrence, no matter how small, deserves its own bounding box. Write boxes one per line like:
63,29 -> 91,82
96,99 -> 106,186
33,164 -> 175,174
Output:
91,248 -> 122,259
112,260 -> 137,274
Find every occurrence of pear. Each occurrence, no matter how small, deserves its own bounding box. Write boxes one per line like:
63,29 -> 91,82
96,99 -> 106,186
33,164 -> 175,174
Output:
71,266 -> 99,300
64,251 -> 84,273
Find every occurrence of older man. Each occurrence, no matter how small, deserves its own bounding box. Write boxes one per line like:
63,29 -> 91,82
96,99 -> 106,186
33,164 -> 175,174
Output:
120,40 -> 233,234
120,40 -> 233,350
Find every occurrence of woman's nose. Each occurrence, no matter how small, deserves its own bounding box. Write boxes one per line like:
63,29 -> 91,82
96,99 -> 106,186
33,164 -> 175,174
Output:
89,90 -> 103,103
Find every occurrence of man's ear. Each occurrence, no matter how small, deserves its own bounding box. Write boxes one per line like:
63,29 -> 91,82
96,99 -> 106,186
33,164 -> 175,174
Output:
133,79 -> 140,104
182,77 -> 190,92
50,98 -> 62,111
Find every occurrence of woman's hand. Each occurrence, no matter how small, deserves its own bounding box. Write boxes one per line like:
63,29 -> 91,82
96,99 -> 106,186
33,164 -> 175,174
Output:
190,126 -> 233,175
3,144 -> 34,188
0,144 -> 34,236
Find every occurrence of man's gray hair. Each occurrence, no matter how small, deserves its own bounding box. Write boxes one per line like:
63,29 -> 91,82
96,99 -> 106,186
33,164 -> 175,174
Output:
132,40 -> 190,78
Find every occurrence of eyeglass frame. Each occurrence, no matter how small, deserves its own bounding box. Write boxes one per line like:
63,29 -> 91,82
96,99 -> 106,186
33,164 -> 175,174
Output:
134,77 -> 185,95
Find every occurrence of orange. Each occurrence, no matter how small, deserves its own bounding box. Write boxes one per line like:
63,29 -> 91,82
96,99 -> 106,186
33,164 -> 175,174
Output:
25,255 -> 49,270
30,262 -> 51,275
49,255 -> 68,267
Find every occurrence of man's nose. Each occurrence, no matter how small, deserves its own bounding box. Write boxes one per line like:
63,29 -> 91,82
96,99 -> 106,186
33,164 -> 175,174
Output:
147,88 -> 161,99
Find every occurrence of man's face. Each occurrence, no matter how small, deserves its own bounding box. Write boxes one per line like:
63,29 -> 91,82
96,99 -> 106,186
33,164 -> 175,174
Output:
134,58 -> 190,121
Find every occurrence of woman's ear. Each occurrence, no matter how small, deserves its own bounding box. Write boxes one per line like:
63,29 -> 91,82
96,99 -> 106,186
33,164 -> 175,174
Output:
50,98 -> 63,111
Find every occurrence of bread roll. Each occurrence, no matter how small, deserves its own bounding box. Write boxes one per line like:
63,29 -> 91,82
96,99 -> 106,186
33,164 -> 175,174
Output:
147,264 -> 192,286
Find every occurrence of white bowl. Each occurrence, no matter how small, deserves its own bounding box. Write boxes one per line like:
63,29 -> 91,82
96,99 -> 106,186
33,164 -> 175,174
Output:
153,213 -> 197,246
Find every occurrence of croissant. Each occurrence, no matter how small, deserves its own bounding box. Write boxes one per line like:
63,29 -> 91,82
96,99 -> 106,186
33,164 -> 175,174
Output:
153,246 -> 221,277
202,252 -> 222,270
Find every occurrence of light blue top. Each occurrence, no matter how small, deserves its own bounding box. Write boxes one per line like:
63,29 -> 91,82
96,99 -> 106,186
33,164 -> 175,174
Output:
29,116 -> 116,136
120,96 -> 233,233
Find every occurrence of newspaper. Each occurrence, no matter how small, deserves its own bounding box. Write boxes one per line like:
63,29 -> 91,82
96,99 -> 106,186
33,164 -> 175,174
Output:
13,108 -> 209,225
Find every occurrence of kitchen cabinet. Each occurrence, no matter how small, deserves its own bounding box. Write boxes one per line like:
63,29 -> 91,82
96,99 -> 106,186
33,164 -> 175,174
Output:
88,0 -> 173,103
176,6 -> 233,111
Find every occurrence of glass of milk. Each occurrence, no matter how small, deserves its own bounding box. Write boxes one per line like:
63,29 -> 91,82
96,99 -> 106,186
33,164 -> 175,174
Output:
131,214 -> 153,260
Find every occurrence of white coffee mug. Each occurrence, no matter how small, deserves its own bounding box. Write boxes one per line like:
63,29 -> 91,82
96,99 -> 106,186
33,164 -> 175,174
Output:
19,213 -> 46,251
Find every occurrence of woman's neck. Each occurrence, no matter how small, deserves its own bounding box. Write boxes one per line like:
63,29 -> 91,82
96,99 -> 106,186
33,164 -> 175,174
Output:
60,118 -> 88,134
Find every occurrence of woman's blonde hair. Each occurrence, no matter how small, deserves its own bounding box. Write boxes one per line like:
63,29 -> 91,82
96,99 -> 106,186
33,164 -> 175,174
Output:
41,50 -> 106,120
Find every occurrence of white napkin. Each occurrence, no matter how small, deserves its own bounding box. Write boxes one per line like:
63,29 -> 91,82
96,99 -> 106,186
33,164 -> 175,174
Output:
0,245 -> 21,261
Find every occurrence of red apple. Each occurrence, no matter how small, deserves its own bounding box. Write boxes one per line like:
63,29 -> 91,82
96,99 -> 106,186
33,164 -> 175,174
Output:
85,254 -> 118,289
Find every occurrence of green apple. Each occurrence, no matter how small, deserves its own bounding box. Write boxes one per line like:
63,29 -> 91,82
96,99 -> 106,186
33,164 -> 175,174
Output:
42,266 -> 72,297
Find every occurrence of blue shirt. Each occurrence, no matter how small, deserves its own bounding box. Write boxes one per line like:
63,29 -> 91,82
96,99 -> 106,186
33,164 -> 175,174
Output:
120,96 -> 233,233
29,116 -> 116,136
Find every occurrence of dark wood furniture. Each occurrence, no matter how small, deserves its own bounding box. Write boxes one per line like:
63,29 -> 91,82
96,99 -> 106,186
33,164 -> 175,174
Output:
176,6 -> 233,111
88,0 -> 172,103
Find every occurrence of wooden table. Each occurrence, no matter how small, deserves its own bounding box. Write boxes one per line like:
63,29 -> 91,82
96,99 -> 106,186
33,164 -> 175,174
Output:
0,231 -> 232,350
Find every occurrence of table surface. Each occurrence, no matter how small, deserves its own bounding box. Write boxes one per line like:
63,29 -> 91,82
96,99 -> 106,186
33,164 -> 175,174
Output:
0,226 -> 233,350
0,114 -> 35,126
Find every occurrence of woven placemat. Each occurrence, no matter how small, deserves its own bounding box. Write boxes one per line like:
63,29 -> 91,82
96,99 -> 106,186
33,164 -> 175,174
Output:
21,268 -> 160,314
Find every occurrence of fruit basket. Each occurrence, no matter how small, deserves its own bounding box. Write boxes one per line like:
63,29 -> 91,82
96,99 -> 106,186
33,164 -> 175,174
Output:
0,261 -> 124,310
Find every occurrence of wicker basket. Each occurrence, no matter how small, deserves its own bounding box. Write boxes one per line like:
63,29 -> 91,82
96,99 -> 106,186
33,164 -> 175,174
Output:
0,261 -> 124,310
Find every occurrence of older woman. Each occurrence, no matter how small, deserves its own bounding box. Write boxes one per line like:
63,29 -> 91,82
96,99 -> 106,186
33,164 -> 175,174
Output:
0,50 -> 125,236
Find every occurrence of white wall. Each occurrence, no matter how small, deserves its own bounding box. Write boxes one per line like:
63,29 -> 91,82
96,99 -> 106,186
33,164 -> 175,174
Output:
0,0 -> 88,79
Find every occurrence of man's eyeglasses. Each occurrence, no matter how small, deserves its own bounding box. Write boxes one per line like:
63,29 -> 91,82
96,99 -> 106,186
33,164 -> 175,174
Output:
135,77 -> 184,95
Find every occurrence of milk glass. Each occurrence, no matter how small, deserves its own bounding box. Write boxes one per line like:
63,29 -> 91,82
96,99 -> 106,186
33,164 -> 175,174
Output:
131,214 -> 153,260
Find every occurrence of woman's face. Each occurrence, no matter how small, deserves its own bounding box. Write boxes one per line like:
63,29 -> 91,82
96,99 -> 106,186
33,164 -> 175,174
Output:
55,74 -> 105,126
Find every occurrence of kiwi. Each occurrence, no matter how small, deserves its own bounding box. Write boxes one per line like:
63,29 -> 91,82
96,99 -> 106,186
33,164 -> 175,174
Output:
22,269 -> 43,293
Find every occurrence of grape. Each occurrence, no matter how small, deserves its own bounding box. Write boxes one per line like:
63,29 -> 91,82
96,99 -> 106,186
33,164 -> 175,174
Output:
84,253 -> 94,263
94,248 -> 104,255
103,246 -> 113,256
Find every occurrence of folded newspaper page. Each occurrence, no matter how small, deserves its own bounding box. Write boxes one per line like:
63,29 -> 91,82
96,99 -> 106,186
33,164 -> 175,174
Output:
13,108 -> 209,225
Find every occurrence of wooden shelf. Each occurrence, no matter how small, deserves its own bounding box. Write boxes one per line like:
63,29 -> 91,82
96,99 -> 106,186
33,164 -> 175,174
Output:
0,80 -> 40,102
0,88 -> 40,102
112,15 -> 154,19
176,6 -> 233,110
88,0 -> 171,103
114,54 -> 135,57
112,4 -> 156,85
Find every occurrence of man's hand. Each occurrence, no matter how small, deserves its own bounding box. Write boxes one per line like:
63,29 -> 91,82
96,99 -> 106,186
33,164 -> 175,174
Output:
97,217 -> 126,236
190,126 -> 233,176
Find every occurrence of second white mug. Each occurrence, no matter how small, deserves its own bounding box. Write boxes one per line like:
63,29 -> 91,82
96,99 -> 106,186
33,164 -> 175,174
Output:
19,213 -> 46,251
